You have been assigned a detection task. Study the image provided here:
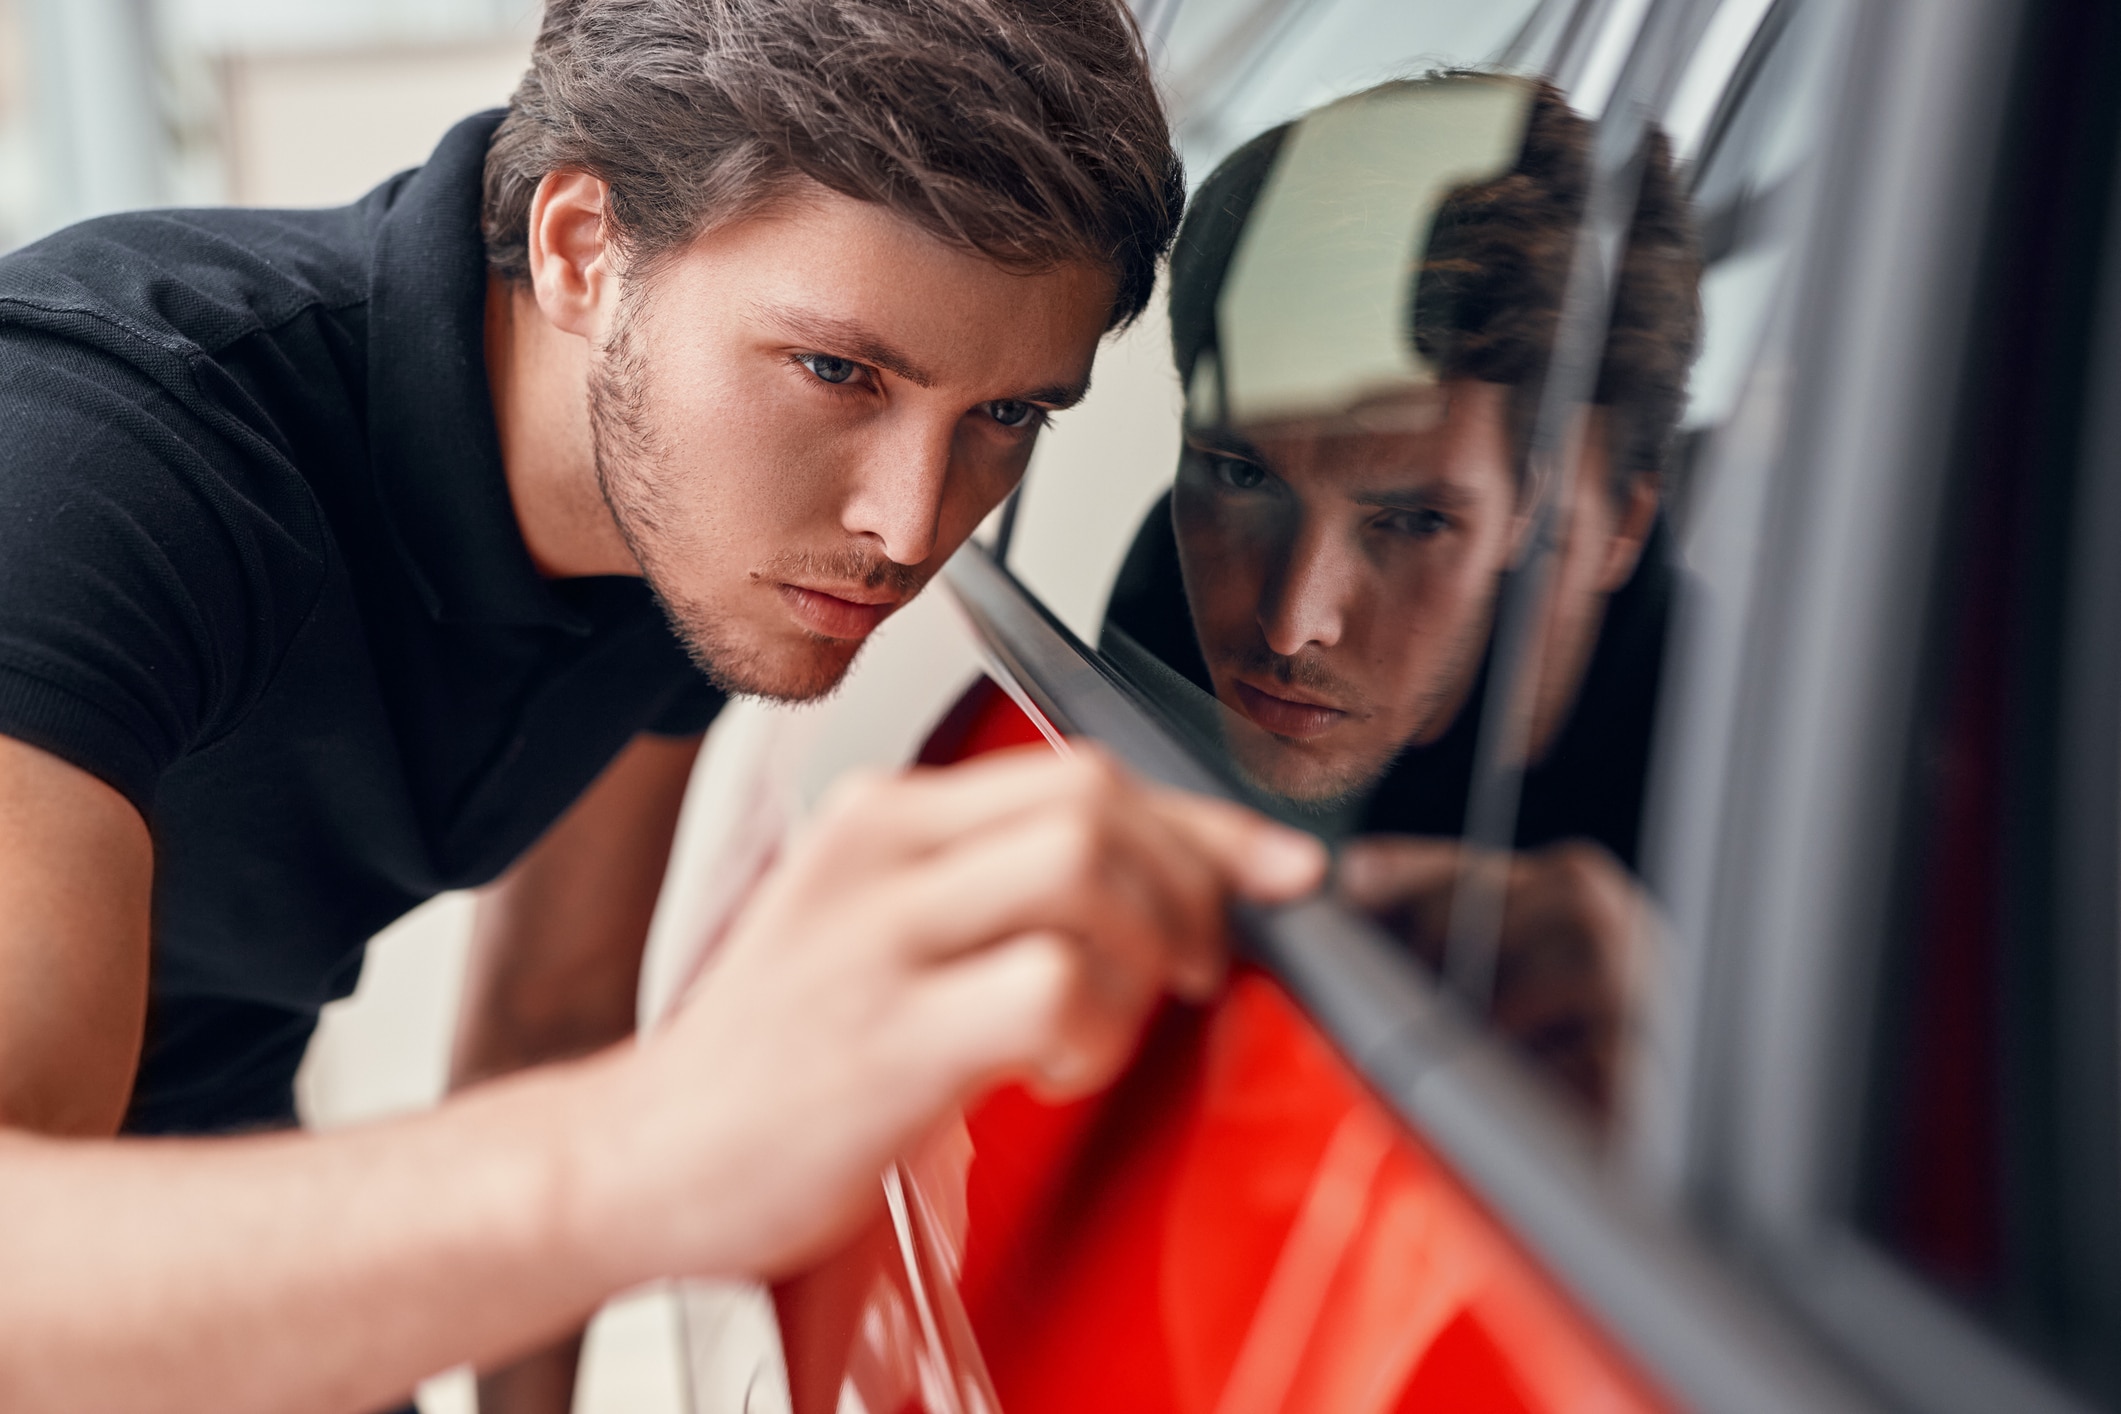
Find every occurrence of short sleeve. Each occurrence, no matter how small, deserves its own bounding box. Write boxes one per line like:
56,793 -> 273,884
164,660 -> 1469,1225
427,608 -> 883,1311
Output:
0,328 -> 320,815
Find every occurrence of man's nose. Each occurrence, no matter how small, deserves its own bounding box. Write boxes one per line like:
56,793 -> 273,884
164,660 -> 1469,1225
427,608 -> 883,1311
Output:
1257,522 -> 1353,657
839,415 -> 953,567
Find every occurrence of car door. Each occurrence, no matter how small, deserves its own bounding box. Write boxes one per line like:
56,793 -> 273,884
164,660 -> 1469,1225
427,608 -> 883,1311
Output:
762,0 -> 2121,1409
1656,0 -> 2121,1406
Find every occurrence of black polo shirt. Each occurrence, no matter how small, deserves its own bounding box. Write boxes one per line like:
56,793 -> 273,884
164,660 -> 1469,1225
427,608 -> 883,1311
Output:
0,112 -> 723,1134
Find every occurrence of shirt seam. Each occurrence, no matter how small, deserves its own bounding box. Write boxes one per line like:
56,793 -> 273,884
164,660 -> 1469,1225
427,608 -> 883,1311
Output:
0,280 -> 369,365
0,654 -> 162,805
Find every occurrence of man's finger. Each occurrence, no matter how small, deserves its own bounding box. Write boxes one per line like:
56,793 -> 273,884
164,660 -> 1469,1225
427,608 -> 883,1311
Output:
808,744 -> 1325,909
905,928 -> 1150,1102
1135,785 -> 1327,905
873,806 -> 1214,999
1336,836 -> 1461,910
803,745 -> 1114,865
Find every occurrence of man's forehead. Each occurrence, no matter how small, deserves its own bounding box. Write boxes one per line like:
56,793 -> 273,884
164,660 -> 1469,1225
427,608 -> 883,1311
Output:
651,184 -> 1110,377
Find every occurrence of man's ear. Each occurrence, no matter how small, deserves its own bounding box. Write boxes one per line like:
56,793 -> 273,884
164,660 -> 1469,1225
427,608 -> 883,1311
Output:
525,170 -> 620,340
1596,471 -> 1659,593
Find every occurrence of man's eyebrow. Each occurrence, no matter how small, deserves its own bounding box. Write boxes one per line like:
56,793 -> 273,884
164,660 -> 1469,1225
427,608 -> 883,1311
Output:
1022,375 -> 1091,410
754,303 -> 936,388
1184,425 -> 1265,459
754,301 -> 1089,407
1351,483 -> 1480,512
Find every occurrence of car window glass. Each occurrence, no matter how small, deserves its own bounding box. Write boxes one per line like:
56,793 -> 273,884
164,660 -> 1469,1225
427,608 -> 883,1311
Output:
1153,0 -> 1302,129
1400,0 -> 1837,1125
1103,71 -> 1542,823
993,0 -> 1844,1126
1050,0 -> 1847,1128
1063,64 -> 1668,1122
998,0 -> 1544,646
1173,0 -> 1543,173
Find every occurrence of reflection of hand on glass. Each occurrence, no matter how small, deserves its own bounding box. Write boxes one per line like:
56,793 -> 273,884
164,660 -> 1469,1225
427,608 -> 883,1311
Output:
1338,835 -> 1648,1116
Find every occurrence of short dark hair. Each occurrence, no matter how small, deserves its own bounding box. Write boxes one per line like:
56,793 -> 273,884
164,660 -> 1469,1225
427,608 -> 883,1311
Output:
1412,81 -> 1700,485
482,0 -> 1184,328
1169,78 -> 1702,488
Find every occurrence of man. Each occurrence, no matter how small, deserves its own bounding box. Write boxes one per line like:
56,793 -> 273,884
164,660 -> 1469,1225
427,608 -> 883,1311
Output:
0,0 -> 1327,1408
1102,77 -> 1702,1110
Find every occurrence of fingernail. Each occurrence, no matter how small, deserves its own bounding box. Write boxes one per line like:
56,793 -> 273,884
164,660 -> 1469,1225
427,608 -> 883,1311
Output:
1249,826 -> 1327,895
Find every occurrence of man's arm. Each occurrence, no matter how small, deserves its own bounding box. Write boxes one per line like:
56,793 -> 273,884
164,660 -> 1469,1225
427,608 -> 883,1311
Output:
0,736 -> 153,1136
0,744 -> 1327,1413
0,1052 -> 623,1413
451,729 -> 702,1414
0,729 -> 620,1411
452,730 -> 702,1087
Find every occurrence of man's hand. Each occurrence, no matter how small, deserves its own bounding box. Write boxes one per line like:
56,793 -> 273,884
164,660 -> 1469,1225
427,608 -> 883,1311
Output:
1337,836 -> 1647,1115
576,744 -> 1328,1282
0,745 -> 1321,1412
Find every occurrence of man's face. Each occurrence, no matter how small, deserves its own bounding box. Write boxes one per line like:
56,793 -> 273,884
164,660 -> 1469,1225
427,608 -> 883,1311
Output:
591,188 -> 1115,700
1172,379 -> 1523,802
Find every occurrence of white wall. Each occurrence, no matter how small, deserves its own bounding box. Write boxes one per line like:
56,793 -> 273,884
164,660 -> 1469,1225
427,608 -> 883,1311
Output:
220,39 -> 532,206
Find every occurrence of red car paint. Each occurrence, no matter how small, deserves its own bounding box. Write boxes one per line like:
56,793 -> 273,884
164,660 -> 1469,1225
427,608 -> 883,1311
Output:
918,675 -> 1672,1414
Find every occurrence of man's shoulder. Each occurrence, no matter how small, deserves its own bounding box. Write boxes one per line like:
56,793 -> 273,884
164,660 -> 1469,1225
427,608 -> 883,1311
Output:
0,201 -> 396,719
0,190 -> 398,365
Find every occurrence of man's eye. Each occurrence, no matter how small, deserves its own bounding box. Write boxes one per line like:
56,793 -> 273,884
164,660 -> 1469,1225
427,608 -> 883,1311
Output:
1209,455 -> 1266,491
1379,508 -> 1450,538
798,354 -> 860,385
987,399 -> 1038,428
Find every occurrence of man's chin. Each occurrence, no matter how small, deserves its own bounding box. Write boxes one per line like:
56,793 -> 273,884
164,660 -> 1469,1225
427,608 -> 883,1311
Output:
1226,733 -> 1390,809
681,627 -> 868,704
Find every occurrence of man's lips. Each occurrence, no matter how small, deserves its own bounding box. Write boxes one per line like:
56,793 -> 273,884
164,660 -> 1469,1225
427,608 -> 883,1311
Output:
1231,678 -> 1349,740
777,582 -> 901,640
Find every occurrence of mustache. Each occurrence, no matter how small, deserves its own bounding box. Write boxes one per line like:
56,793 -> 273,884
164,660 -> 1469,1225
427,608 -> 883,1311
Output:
1233,644 -> 1367,710
760,546 -> 926,598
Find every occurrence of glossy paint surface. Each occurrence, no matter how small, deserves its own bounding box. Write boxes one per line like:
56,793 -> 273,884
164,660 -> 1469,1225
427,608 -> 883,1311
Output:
921,676 -> 1670,1414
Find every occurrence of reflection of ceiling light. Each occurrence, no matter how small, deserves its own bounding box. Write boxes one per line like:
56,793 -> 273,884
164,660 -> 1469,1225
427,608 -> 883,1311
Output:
1186,347 -> 1224,426
1214,74 -> 1531,426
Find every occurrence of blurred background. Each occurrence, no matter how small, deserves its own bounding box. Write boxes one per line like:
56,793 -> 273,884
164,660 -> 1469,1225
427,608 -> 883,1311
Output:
0,0 -> 536,244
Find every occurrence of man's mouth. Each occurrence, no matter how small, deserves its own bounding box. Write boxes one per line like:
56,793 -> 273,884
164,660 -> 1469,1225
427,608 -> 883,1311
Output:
1231,678 -> 1349,740
777,582 -> 902,640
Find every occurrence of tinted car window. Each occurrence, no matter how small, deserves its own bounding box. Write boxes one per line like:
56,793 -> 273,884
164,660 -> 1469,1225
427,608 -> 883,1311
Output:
997,0 -> 1542,644
1168,0 -> 1543,172
998,0 -> 1852,1129
1045,59 -> 1674,1120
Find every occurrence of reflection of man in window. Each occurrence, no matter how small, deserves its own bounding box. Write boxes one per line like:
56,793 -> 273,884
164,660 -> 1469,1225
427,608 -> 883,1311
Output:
1109,80 -> 1700,871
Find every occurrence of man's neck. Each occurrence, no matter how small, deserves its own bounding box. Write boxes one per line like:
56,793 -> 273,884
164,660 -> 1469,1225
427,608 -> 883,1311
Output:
484,274 -> 641,580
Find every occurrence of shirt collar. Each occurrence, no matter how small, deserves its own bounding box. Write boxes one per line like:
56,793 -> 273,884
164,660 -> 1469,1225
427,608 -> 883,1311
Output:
366,109 -> 587,633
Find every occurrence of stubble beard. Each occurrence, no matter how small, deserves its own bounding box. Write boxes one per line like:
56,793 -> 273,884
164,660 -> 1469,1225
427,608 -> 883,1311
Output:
1212,593 -> 1493,808
586,294 -> 890,704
